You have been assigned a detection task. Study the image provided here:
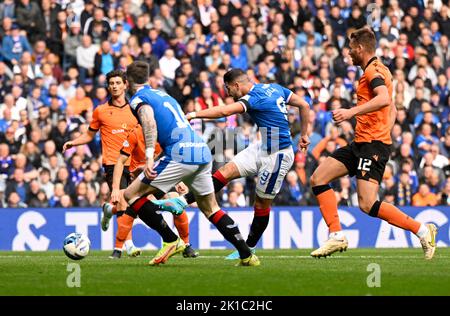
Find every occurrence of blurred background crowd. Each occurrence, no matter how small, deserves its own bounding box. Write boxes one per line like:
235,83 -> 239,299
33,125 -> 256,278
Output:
0,0 -> 449,208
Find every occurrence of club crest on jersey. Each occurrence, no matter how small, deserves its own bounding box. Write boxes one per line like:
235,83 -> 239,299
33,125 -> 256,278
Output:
259,170 -> 270,185
123,140 -> 130,147
122,123 -> 128,129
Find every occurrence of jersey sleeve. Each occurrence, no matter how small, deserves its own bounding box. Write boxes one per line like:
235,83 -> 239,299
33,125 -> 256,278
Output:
120,131 -> 137,157
89,107 -> 100,131
278,84 -> 294,103
129,96 -> 148,114
238,94 -> 252,112
366,65 -> 386,90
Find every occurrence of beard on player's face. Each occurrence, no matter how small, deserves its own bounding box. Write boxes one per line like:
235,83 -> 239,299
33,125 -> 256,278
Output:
229,84 -> 243,101
127,80 -> 137,95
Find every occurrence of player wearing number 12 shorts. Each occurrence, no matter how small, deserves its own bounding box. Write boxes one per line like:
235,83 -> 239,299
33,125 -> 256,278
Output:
309,27 -> 437,259
155,68 -> 311,259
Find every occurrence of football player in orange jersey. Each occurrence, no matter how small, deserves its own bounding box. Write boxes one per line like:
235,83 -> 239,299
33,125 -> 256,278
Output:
104,125 -> 199,258
309,27 -> 437,259
63,70 -> 142,259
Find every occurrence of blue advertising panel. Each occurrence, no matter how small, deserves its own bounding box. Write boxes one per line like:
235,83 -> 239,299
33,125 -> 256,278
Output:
0,207 -> 448,251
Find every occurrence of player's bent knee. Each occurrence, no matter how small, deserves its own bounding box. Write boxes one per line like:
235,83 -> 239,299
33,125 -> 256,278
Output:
310,172 -> 322,187
254,196 -> 272,210
123,189 -> 133,203
358,197 -> 379,215
368,200 -> 381,217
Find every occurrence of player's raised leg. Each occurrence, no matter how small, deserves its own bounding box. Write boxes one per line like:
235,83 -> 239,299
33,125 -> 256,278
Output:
154,162 -> 240,215
310,156 -> 349,258
357,179 -> 437,260
123,176 -> 185,265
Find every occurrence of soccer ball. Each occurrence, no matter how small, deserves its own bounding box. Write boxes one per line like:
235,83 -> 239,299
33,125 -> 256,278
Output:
63,233 -> 90,260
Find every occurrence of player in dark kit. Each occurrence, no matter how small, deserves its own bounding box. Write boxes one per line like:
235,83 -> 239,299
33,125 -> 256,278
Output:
309,27 -> 437,259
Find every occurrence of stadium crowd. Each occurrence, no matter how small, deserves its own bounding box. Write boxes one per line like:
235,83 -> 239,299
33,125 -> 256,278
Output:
0,0 -> 449,208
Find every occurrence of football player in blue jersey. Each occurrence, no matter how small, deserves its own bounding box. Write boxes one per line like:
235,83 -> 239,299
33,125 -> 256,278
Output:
122,62 -> 259,266
156,68 -> 311,259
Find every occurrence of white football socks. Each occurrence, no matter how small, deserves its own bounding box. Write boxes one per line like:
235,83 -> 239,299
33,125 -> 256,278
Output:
329,231 -> 345,240
124,240 -> 134,252
416,224 -> 429,239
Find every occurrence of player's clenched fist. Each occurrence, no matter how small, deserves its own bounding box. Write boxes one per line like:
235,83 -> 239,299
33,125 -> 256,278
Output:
185,112 -> 197,121
332,108 -> 354,124
175,182 -> 189,195
110,188 -> 121,205
298,134 -> 310,152
144,158 -> 157,180
62,141 -> 74,153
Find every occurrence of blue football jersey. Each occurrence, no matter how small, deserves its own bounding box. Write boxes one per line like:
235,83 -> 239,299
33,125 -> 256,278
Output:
238,83 -> 293,152
129,86 -> 211,165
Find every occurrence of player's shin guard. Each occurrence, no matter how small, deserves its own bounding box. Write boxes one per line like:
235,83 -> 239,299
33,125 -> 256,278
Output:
246,207 -> 270,248
369,200 -> 421,234
312,184 -> 342,233
132,198 -> 178,243
184,170 -> 229,205
209,210 -> 251,259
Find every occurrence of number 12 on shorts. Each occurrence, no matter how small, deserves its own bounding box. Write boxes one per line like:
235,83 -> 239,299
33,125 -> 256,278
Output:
358,158 -> 372,172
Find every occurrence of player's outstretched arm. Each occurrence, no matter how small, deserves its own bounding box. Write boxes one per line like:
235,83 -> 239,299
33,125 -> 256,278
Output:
287,93 -> 311,151
62,129 -> 96,153
186,102 -> 245,121
333,85 -> 390,123
111,154 -> 128,204
137,104 -> 158,180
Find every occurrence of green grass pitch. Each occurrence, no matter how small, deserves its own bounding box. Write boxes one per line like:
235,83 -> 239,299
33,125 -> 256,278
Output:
1,248 -> 449,296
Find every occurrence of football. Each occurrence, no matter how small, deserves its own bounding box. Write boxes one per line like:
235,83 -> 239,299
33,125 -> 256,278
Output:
63,233 -> 91,260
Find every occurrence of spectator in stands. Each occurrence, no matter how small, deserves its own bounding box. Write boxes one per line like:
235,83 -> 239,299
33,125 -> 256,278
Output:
397,171 -> 414,206
276,171 -> 305,206
1,24 -> 32,68
0,126 -> 22,155
7,191 -> 27,208
37,168 -> 54,200
76,35 -> 99,82
159,49 -> 180,82
58,194 -> 73,208
0,142 -> 13,177
412,183 -> 438,206
312,126 -> 347,160
227,181 -> 246,207
0,1 -> 448,208
15,0 -> 45,44
415,123 -> 440,157
5,168 -> 29,205
137,41 -> 159,73
0,0 -> 15,21
440,179 -> 450,206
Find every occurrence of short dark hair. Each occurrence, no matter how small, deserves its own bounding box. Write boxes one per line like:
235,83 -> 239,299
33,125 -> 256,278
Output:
106,70 -> 127,85
126,61 -> 149,85
349,27 -> 376,52
223,68 -> 246,84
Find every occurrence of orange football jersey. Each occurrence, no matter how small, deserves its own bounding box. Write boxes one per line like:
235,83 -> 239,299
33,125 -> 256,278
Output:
120,125 -> 162,172
89,100 -> 138,166
354,57 -> 393,145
